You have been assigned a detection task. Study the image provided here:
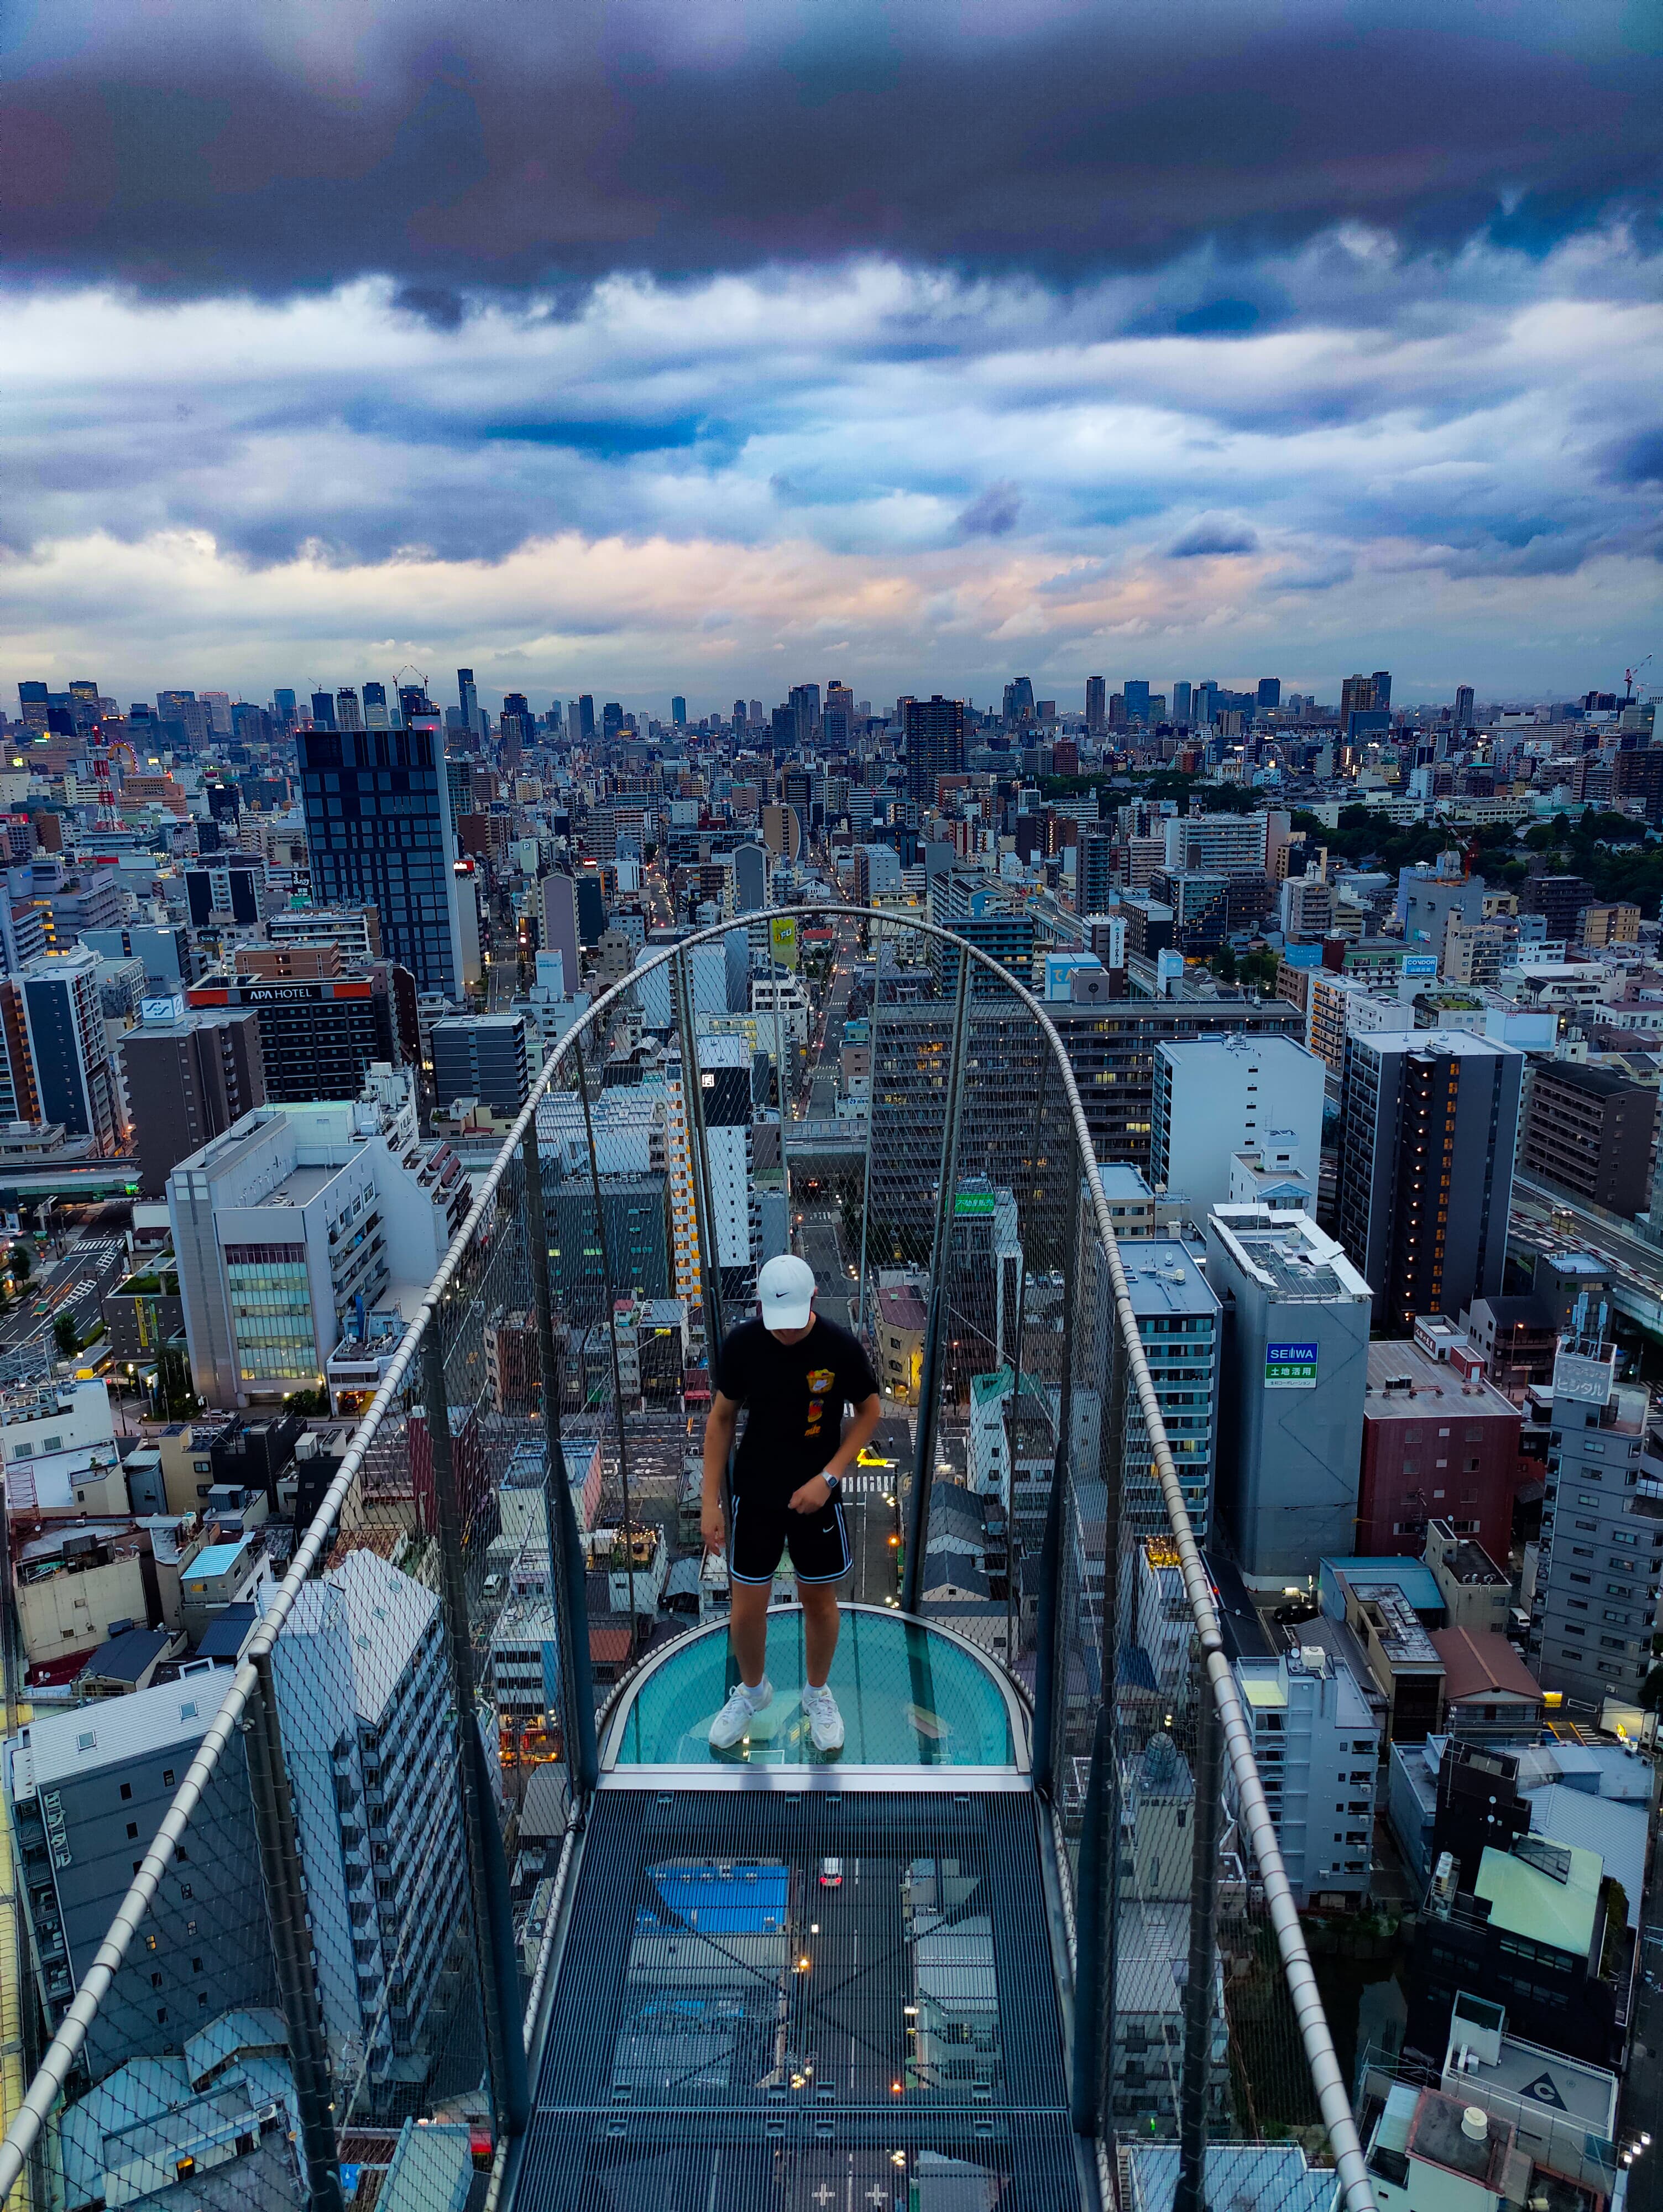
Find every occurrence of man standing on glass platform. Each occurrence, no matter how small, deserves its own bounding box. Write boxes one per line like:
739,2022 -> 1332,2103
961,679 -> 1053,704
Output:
701,1255 -> 882,1753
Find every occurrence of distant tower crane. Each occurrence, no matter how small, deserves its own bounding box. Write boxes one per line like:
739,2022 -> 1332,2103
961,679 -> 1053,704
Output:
1623,654 -> 1651,702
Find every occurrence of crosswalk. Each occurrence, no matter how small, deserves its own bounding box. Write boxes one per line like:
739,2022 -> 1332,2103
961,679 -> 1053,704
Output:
839,1472 -> 900,1498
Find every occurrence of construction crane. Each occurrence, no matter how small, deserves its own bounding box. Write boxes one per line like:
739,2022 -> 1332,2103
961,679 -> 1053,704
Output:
398,663 -> 431,711
1624,654 -> 1651,702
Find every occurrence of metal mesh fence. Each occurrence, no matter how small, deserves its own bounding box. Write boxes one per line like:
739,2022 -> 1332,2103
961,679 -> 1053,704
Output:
0,902 -> 1373,2212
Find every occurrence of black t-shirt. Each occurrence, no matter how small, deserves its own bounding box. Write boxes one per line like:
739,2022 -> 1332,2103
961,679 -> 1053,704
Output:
716,1316 -> 880,1496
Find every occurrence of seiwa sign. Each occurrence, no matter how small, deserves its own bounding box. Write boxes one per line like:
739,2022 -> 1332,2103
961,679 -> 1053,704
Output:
1264,1340 -> 1319,1389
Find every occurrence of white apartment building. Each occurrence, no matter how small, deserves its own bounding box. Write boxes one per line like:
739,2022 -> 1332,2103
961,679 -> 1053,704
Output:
1232,1644 -> 1379,1908
1162,811 -> 1269,877
1149,1033 -> 1325,1217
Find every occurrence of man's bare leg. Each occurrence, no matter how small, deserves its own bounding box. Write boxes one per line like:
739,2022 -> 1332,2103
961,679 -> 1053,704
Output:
800,1580 -> 843,1689
730,1577 -> 772,1687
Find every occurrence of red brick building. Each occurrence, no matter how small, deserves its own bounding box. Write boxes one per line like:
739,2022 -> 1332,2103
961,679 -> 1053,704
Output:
1358,1339 -> 1520,1563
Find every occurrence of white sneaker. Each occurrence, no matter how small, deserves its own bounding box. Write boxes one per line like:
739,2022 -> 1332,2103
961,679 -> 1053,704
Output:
802,1684 -> 845,1754
709,1678 -> 773,1750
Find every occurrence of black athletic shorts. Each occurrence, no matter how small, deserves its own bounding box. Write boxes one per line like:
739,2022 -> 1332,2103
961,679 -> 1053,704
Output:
730,1486 -> 851,1586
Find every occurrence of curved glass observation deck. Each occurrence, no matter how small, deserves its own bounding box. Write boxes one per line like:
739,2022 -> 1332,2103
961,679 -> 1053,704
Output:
601,1605 -> 1026,1777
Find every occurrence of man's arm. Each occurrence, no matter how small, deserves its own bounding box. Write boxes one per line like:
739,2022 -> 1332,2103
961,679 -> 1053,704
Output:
701,1391 -> 740,1551
787,1392 -> 881,1512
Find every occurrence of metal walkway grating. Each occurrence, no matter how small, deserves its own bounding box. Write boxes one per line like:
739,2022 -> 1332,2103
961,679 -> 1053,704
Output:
518,1787 -> 1087,2210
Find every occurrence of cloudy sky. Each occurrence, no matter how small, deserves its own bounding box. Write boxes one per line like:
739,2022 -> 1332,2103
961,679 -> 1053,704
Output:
3,2 -> 1660,716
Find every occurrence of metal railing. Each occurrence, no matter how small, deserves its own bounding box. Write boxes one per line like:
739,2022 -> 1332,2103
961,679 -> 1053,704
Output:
0,903 -> 1374,2212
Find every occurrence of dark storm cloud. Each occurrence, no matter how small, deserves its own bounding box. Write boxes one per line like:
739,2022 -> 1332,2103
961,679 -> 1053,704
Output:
956,482 -> 1023,538
1601,425 -> 1663,485
2,3 -> 1659,294
1170,516 -> 1261,558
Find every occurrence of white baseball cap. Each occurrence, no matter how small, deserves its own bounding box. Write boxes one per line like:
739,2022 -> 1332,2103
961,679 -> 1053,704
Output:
757,1254 -> 817,1332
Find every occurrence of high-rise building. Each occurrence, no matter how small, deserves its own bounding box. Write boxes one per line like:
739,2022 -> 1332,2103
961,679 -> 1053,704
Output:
457,666 -> 478,732
1191,681 -> 1219,726
1519,873 -> 1597,943
786,682 -> 820,747
1337,1031 -> 1523,1336
1453,684 -> 1474,731
19,947 -> 124,1154
431,1014 -> 532,1118
67,678 -> 103,730
903,695 -> 966,805
1529,1327 -> 1660,1708
1122,680 -> 1150,724
576,694 -> 595,744
734,843 -> 770,915
1001,676 -> 1035,728
1122,1239 -> 1221,1546
156,690 -> 207,745
270,1548 -> 469,2094
546,1174 -> 672,1320
122,1005 -> 266,1197
297,722 -> 466,995
1085,676 -> 1106,732
542,873 -> 582,990
1205,1207 -> 1371,1587
671,695 -> 687,728
186,968 -> 407,1102
1075,828 -> 1115,916
1371,670 -> 1392,710
308,689 -> 336,729
1150,1033 -> 1325,1217
1256,677 -> 1281,713
1171,680 -> 1193,724
1520,1061 -> 1656,1218
195,688 -> 232,737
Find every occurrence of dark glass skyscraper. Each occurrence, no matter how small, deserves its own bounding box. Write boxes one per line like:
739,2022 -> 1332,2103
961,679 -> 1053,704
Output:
903,694 -> 966,804
297,723 -> 464,995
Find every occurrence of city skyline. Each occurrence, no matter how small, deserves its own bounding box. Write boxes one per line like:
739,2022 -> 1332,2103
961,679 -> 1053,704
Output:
1,7 -> 1659,702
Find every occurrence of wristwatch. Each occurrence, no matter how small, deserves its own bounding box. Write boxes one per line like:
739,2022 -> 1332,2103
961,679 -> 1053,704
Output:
823,1472 -> 843,1498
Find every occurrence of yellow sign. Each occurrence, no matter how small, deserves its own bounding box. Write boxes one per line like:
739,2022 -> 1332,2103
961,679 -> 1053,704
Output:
770,916 -> 799,971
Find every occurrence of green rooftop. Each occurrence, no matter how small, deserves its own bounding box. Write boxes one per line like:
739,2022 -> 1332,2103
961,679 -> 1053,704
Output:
1476,1835 -> 1602,1959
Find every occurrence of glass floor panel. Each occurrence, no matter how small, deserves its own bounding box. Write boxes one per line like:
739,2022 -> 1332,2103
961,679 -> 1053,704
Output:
605,1606 -> 1021,1770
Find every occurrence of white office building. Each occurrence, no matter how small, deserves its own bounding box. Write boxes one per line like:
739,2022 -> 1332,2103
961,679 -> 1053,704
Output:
1150,1034 -> 1325,1219
168,1075 -> 471,1407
